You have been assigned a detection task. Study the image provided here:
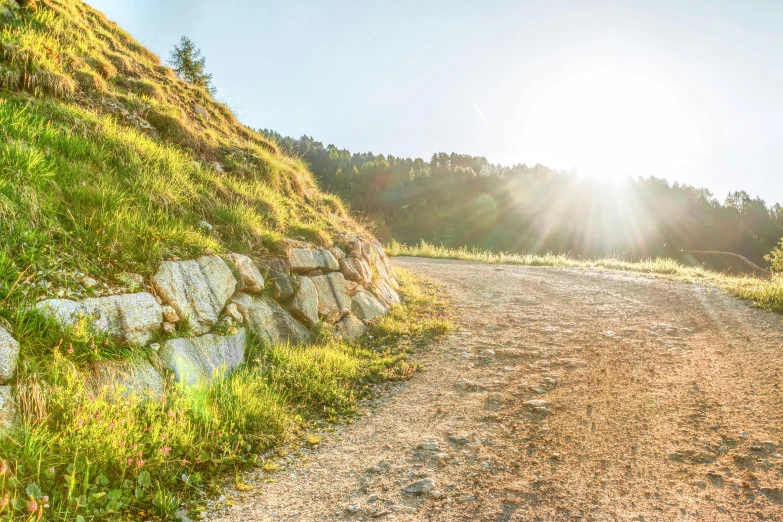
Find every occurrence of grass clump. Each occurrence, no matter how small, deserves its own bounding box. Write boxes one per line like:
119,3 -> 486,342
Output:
72,68 -> 107,93
0,272 -> 452,520
388,240 -> 783,314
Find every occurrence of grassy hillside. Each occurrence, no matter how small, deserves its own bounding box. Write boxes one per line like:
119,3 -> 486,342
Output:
0,2 -> 457,521
0,0 -> 362,314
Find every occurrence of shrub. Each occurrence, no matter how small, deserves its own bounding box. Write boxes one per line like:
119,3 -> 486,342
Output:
114,76 -> 164,100
73,68 -> 107,93
765,240 -> 783,273
88,55 -> 117,79
0,43 -> 75,99
104,50 -> 134,75
144,105 -> 199,149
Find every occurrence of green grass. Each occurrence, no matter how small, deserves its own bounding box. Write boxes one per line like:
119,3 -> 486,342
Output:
387,240 -> 783,314
0,3 -> 455,520
0,0 -> 368,317
0,269 -> 452,521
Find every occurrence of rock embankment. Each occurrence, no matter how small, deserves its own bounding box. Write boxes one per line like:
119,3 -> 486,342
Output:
0,237 -> 398,425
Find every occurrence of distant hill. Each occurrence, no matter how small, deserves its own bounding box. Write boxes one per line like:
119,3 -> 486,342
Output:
262,132 -> 783,269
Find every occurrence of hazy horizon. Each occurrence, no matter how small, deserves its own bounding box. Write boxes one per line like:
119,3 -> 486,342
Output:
88,0 -> 783,206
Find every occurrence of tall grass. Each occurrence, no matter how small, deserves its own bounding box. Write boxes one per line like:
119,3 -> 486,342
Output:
0,270 -> 451,520
387,240 -> 783,314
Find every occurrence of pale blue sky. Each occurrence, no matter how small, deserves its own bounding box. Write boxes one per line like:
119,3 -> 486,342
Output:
89,1 -> 783,205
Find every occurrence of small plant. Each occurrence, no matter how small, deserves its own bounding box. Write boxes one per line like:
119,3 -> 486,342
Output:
262,461 -> 280,473
305,434 -> 321,446
151,487 -> 180,520
115,272 -> 143,293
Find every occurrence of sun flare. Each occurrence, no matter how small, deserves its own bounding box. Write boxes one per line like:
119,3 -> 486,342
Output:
521,68 -> 700,181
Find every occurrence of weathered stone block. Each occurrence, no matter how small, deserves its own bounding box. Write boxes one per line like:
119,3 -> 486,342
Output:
343,280 -> 363,296
37,293 -> 162,345
379,256 -> 399,289
258,258 -> 295,301
159,328 -> 246,386
340,257 -> 373,286
90,358 -> 164,399
287,248 -> 339,273
318,249 -> 340,271
231,293 -> 313,345
351,290 -> 389,321
226,253 -> 265,293
161,305 -> 179,323
311,272 -> 351,323
152,255 -> 236,336
0,327 -> 19,385
334,313 -> 366,342
347,238 -> 363,258
0,386 -> 15,428
289,276 -> 319,327
373,279 -> 401,307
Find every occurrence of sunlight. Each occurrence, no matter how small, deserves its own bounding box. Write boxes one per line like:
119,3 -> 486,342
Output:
520,68 -> 701,181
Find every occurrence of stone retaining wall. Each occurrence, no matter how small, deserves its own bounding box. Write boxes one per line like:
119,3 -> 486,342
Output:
0,238 -> 399,426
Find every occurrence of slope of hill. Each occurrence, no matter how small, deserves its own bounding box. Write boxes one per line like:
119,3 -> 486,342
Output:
0,0 -> 363,311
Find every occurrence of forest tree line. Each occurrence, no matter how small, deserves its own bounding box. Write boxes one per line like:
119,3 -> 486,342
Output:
261,131 -> 783,270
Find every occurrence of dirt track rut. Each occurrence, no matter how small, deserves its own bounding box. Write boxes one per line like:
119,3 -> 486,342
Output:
212,257 -> 783,521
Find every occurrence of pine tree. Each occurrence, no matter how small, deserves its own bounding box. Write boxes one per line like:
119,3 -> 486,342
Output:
168,36 -> 215,94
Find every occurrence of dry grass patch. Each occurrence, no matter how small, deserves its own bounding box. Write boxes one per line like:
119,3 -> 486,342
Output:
388,240 -> 783,314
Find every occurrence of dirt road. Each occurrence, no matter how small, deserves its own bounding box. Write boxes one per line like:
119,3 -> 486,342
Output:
211,257 -> 783,521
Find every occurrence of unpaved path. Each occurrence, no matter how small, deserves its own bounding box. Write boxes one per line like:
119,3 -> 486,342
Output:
212,257 -> 783,521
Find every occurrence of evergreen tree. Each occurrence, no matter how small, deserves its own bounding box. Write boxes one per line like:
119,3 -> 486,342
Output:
259,130 -> 783,269
168,35 -> 215,94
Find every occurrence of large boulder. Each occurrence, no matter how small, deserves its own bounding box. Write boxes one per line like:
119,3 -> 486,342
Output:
339,257 -> 373,287
287,248 -> 339,274
311,273 -> 351,323
231,293 -> 313,345
374,252 -> 398,287
226,253 -> 265,293
0,386 -> 15,428
36,298 -> 82,326
288,276 -> 319,327
0,327 -> 19,384
346,238 -> 372,260
364,239 -> 398,284
318,249 -> 341,271
346,238 -> 362,258
258,258 -> 295,301
36,293 -> 162,345
334,313 -> 366,342
374,279 -> 401,307
89,358 -> 164,399
343,280 -> 363,296
351,290 -> 389,321
152,255 -> 236,336
159,328 -> 246,386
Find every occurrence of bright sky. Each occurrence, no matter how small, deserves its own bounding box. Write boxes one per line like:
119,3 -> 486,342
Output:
88,0 -> 783,205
